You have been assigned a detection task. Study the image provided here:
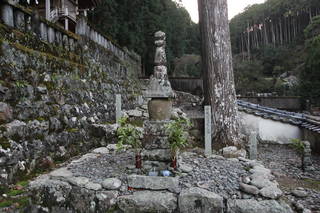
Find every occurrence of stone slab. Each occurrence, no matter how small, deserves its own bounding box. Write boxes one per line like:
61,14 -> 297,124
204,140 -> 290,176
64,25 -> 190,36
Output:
127,175 -> 179,193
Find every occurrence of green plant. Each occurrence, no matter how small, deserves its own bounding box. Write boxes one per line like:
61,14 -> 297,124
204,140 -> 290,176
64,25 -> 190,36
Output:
116,116 -> 142,153
14,80 -> 28,88
166,118 -> 191,157
290,138 -> 305,155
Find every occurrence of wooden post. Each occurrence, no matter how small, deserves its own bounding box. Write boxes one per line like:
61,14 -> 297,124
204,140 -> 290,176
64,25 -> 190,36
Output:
45,0 -> 50,20
65,7 -> 69,31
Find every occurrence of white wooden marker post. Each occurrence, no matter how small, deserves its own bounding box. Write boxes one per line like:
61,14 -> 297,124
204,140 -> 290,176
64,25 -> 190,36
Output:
205,105 -> 212,157
116,94 -> 122,123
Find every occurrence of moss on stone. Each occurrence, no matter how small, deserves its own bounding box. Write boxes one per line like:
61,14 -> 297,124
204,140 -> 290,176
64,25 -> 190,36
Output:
0,137 -> 11,149
35,117 -> 46,122
66,128 -> 79,133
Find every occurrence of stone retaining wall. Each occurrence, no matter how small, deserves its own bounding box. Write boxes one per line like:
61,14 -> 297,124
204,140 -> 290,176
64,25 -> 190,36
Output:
0,7 -> 142,187
0,0 -> 140,65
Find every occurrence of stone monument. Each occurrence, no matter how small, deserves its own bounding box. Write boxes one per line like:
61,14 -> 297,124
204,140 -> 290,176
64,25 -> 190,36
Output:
142,31 -> 175,171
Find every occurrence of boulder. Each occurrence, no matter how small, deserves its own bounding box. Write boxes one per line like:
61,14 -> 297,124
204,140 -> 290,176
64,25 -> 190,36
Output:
118,191 -> 177,213
227,199 -> 293,213
178,187 -> 224,213
127,175 -> 179,193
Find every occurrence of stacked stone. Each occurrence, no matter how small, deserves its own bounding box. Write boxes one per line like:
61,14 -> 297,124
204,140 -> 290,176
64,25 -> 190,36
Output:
144,31 -> 175,99
142,120 -> 172,170
302,141 -> 313,172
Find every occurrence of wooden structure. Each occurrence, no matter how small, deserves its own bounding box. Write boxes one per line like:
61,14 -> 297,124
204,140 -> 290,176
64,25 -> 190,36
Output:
30,0 -> 101,32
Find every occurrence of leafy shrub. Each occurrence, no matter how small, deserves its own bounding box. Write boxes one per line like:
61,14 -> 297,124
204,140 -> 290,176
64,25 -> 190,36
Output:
116,117 -> 142,153
290,138 -> 305,155
166,118 -> 191,156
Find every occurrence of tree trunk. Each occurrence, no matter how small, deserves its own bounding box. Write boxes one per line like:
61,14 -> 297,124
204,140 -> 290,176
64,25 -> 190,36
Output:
198,0 -> 241,149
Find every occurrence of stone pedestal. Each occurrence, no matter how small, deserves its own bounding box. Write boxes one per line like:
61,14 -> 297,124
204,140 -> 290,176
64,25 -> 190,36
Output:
143,120 -> 172,170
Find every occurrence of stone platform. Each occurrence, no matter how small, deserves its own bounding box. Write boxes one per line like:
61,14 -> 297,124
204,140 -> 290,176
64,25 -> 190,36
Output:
26,146 -> 293,213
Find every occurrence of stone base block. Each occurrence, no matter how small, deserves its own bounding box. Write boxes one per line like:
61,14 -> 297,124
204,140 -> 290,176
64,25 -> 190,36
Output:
143,135 -> 170,149
143,120 -> 171,136
141,149 -> 172,161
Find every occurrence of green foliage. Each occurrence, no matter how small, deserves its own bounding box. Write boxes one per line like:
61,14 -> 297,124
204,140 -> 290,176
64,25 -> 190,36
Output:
304,16 -> 320,39
88,0 -> 200,76
14,80 -> 28,88
290,138 -> 305,155
116,117 -> 142,152
300,33 -> 320,105
234,59 -> 274,94
7,189 -> 24,196
0,200 -> 13,208
166,118 -> 191,155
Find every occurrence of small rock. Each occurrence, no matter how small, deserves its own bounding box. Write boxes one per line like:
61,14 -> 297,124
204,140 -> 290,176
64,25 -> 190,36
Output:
239,183 -> 259,195
292,189 -> 308,198
102,178 -> 122,190
92,147 -> 109,154
67,176 -> 89,186
260,185 -> 283,199
50,167 -> 73,179
85,182 -> 102,191
250,175 -> 274,189
126,109 -> 143,117
179,163 -> 193,173
222,146 -> 246,158
241,176 -> 251,184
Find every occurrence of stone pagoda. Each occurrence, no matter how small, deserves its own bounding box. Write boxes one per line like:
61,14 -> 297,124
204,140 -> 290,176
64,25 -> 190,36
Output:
142,31 -> 175,171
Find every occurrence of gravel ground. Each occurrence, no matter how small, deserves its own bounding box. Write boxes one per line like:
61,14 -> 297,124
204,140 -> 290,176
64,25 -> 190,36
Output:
258,144 -> 320,212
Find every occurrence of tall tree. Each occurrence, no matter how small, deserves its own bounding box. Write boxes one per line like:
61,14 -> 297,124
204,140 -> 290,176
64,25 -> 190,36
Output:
198,0 -> 241,149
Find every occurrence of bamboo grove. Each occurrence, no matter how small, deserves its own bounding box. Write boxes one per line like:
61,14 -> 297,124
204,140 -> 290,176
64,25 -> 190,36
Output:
230,0 -> 320,58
